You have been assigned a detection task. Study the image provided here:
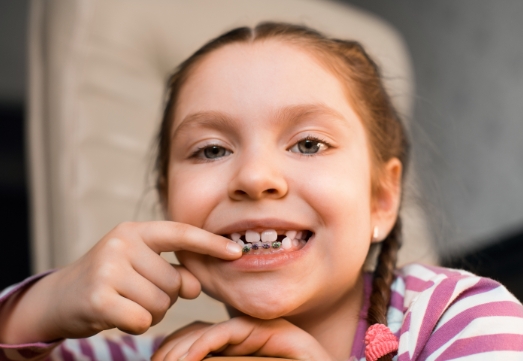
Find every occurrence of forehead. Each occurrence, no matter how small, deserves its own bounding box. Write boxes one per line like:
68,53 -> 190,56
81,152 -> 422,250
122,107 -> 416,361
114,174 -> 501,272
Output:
173,40 -> 358,128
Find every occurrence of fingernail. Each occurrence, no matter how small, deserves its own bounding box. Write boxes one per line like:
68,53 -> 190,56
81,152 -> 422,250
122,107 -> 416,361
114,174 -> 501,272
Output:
226,241 -> 242,255
178,352 -> 188,361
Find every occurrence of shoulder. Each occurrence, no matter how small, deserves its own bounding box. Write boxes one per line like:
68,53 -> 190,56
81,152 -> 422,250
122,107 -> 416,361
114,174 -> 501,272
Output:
393,264 -> 523,360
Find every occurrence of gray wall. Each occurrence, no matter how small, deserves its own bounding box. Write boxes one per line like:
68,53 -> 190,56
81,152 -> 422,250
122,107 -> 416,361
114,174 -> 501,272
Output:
0,1 -> 28,103
343,0 -> 523,257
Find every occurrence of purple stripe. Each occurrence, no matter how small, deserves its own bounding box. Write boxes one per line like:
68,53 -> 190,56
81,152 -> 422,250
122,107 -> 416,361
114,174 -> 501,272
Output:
349,273 -> 373,359
390,289 -> 404,312
399,311 -> 411,337
397,350 -> 411,361
404,276 -> 434,292
424,266 -> 464,278
121,336 -> 136,352
412,278 -> 458,359
420,301 -> 523,358
79,339 -> 96,361
453,277 -> 500,300
435,334 -> 523,360
59,344 -> 75,361
106,339 -> 125,361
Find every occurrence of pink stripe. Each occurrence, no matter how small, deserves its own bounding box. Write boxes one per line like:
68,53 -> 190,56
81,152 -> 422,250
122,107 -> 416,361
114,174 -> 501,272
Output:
435,334 -> 523,360
412,277 -> 458,359
390,289 -> 404,312
424,266 -> 464,278
453,277 -> 500,299
59,344 -> 75,361
121,336 -> 136,352
399,312 -> 411,337
106,339 -> 125,361
404,276 -> 434,292
79,339 -> 96,361
397,350 -> 411,361
420,301 -> 523,358
350,272 -> 373,360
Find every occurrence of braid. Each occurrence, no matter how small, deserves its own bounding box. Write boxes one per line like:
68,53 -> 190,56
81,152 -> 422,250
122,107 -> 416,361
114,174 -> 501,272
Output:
366,218 -> 402,361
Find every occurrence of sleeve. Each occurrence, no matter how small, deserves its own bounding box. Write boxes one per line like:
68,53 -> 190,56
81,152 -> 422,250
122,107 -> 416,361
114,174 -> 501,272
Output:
397,265 -> 523,361
0,275 -> 166,361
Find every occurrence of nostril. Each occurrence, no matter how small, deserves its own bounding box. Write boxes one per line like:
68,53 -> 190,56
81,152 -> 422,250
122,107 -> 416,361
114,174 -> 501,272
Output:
266,188 -> 277,194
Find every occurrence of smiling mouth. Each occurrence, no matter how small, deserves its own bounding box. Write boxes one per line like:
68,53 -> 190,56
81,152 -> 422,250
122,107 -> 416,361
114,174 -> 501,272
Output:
223,229 -> 313,255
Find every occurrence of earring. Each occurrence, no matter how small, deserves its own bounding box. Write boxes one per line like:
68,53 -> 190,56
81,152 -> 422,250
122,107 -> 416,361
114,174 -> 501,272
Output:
372,226 -> 380,242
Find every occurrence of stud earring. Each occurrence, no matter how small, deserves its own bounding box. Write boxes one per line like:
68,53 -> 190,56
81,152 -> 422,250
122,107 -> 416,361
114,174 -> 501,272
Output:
372,226 -> 380,242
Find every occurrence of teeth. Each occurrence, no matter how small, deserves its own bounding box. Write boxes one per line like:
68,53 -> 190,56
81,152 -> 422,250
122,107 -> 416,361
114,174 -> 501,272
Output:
296,231 -> 303,240
236,239 -> 245,246
231,233 -> 241,242
285,230 -> 297,239
261,229 -> 277,243
282,237 -> 292,250
245,230 -> 261,243
292,239 -> 300,247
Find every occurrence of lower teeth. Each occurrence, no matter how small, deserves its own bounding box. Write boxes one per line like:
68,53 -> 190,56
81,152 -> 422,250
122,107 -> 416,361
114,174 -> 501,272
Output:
240,239 -> 305,254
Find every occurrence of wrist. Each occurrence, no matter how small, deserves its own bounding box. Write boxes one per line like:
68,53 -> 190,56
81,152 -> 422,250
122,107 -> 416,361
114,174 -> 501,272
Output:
0,272 -> 63,344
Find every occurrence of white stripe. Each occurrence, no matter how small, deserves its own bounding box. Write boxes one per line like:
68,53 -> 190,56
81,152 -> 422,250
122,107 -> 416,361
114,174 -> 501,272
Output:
48,347 -> 64,361
425,316 -> 523,361
398,328 -> 411,359
86,335 -> 112,361
0,284 -> 18,299
449,351 -> 523,361
387,307 -> 404,334
61,340 -> 91,361
132,335 -> 155,359
401,264 -> 439,282
434,284 -> 519,332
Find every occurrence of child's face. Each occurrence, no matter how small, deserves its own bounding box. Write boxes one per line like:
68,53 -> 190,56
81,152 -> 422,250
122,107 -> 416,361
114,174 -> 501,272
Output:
167,40 -> 386,319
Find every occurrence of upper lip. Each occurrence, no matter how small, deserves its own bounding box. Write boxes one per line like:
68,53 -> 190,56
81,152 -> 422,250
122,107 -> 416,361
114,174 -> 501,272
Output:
214,218 -> 312,235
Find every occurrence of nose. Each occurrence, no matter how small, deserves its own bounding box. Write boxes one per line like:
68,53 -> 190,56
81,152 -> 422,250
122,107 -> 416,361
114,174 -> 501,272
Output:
228,150 -> 288,201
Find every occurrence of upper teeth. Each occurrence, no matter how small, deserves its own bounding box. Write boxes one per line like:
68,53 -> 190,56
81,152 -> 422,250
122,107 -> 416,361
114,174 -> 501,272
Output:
230,229 -> 306,243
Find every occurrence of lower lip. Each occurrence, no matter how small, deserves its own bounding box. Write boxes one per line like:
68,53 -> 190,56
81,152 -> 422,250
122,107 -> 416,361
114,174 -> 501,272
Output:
226,236 -> 313,272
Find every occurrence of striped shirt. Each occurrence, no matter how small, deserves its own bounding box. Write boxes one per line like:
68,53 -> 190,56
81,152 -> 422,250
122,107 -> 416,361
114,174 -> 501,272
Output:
1,264 -> 522,361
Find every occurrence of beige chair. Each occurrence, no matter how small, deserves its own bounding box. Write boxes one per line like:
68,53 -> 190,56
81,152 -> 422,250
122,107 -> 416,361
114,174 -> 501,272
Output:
27,0 -> 435,337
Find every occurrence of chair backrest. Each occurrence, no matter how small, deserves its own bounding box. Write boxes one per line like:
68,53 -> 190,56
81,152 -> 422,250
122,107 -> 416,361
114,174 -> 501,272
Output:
27,0 -> 433,335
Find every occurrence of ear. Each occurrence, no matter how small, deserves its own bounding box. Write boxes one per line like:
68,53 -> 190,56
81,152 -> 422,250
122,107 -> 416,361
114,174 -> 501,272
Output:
370,158 -> 402,242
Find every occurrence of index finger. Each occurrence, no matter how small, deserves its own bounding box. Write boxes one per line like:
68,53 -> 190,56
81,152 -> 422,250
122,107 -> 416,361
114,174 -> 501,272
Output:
132,221 -> 243,259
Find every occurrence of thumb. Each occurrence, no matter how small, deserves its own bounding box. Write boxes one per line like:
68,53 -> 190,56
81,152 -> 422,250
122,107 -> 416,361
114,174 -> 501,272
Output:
172,264 -> 201,299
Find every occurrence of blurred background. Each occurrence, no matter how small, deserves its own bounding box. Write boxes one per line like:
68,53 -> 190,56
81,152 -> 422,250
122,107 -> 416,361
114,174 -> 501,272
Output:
1,0 -> 522,304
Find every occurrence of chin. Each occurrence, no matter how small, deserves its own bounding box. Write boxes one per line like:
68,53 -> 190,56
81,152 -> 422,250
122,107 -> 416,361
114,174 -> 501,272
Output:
217,287 -> 303,320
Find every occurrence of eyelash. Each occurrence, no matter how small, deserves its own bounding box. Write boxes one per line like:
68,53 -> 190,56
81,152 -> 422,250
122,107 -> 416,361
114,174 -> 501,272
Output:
189,135 -> 332,161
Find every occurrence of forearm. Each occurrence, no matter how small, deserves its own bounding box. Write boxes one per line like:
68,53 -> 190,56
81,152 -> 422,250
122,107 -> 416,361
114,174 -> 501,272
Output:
0,271 -> 63,344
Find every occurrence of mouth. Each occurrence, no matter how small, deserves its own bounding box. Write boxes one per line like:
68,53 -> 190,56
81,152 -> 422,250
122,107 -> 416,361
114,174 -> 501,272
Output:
223,229 -> 313,255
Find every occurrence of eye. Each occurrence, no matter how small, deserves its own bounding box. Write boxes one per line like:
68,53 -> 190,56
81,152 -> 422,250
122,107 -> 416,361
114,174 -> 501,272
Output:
289,136 -> 330,155
192,145 -> 232,160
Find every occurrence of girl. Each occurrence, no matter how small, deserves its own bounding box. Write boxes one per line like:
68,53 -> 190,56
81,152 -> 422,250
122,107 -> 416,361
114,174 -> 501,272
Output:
0,22 -> 522,361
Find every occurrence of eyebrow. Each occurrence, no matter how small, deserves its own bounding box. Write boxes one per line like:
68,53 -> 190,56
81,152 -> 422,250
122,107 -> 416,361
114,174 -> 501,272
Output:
171,103 -> 348,140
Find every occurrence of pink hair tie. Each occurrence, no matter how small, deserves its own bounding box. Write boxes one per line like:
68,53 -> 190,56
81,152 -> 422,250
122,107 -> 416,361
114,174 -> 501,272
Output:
364,323 -> 399,361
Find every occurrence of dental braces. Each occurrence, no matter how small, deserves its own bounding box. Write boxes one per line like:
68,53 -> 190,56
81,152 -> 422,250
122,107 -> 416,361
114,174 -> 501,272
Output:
228,230 -> 309,254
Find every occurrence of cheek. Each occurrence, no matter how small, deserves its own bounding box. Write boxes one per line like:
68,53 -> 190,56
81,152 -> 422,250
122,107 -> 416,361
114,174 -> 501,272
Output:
167,167 -> 225,224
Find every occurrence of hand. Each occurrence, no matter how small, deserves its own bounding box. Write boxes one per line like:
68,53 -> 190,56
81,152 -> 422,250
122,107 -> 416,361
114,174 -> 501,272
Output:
152,316 -> 333,361
0,221 -> 242,344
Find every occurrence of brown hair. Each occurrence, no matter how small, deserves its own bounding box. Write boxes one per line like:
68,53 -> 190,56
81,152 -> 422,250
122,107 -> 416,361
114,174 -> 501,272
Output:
156,22 -> 409,361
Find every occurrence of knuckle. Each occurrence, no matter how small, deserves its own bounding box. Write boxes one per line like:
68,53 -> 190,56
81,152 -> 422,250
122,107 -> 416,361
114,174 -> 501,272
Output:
104,236 -> 127,252
88,289 -> 109,314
